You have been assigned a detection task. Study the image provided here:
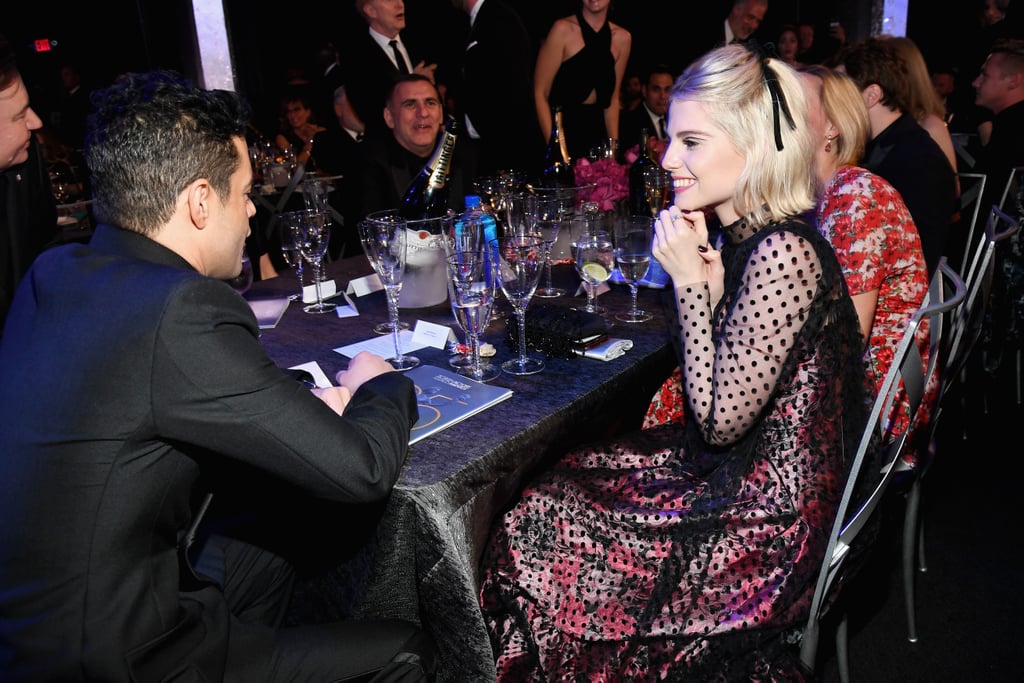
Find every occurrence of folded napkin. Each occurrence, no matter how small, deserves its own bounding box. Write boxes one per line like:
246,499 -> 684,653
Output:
575,337 -> 633,361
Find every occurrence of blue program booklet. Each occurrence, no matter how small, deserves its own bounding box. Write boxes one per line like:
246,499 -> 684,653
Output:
405,365 -> 513,445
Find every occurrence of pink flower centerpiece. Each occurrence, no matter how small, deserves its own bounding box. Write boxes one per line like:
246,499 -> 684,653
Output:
573,156 -> 629,212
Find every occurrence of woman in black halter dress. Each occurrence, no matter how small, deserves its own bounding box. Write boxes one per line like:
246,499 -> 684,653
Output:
534,0 -> 632,163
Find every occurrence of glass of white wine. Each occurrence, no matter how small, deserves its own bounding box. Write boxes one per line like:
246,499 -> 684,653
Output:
642,166 -> 672,217
613,216 -> 654,323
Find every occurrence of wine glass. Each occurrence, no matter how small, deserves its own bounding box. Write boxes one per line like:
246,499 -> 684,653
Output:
276,210 -> 306,301
642,166 -> 672,217
574,234 -> 615,315
224,251 -> 253,295
492,234 -> 546,376
613,216 -> 654,323
445,246 -> 500,382
293,209 -> 336,314
531,193 -> 566,298
360,215 -> 420,371
359,216 -> 411,336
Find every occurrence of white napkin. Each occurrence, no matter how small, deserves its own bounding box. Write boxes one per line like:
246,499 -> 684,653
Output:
575,337 -> 633,361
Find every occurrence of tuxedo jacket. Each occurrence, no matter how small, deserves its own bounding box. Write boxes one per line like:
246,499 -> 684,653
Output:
341,30 -> 418,139
0,225 -> 418,680
455,0 -> 542,177
619,104 -> 665,158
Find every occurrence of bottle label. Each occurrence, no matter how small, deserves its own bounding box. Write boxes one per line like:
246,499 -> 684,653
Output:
428,131 -> 457,190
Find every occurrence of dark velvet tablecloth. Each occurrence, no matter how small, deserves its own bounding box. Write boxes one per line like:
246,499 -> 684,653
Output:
250,256 -> 676,681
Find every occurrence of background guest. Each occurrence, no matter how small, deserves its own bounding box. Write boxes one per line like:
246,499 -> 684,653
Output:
352,74 -> 463,221
533,0 -> 631,162
0,69 -> 434,682
273,89 -> 326,171
776,23 -> 803,66
310,40 -> 346,133
343,0 -> 439,141
312,85 -> 365,258
884,36 -> 960,180
0,31 -> 56,337
618,63 -> 673,161
449,0 -> 542,180
836,36 -> 959,276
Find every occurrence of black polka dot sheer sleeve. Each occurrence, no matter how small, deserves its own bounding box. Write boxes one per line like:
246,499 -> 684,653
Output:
678,230 -> 823,446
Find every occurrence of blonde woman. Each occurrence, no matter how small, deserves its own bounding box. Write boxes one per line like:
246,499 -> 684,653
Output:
479,44 -> 869,680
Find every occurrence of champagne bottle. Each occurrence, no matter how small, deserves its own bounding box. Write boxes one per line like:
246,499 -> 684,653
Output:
539,105 -> 575,188
629,128 -> 656,216
398,115 -> 460,220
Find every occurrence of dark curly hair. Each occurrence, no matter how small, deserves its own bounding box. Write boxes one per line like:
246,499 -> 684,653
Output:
84,70 -> 251,235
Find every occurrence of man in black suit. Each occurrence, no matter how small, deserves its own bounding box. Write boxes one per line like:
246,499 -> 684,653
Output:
352,74 -> 464,220
0,32 -> 57,337
450,0 -> 542,180
838,37 -> 958,276
343,0 -> 438,141
310,41 -> 346,133
313,84 -> 366,257
618,64 -> 674,161
0,70 -> 434,682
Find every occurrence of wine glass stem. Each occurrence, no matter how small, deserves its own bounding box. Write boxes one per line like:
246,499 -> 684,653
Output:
470,332 -> 482,376
312,260 -> 324,306
586,283 -> 596,313
544,254 -> 554,292
388,290 -> 404,361
515,307 -> 529,365
296,259 -> 304,295
630,283 -> 639,315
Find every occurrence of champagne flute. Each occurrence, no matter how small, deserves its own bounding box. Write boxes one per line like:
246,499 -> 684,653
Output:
445,247 -> 500,382
642,166 -> 672,217
492,234 -> 546,376
277,211 -> 305,300
360,216 -> 410,335
361,215 -> 419,371
574,234 -> 614,315
613,216 -> 654,323
294,209 -> 336,314
531,193 -> 566,298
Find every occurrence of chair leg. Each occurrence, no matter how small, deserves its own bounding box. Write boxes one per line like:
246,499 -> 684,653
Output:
903,480 -> 921,643
836,612 -> 850,683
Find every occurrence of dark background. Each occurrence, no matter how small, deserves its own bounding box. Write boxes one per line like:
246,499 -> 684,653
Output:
5,1 -> 985,140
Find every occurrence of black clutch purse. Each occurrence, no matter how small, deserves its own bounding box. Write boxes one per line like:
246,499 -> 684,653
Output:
505,304 -> 608,359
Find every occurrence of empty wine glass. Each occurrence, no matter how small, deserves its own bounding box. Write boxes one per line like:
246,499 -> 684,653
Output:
492,234 -> 546,376
359,216 -> 410,336
531,193 -> 566,298
293,209 -> 336,314
613,216 -> 654,323
643,166 -> 672,217
574,233 -> 615,315
445,246 -> 500,382
276,210 -> 306,301
360,215 -> 420,371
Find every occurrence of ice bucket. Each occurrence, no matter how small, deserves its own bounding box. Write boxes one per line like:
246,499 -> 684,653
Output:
364,210 -> 452,309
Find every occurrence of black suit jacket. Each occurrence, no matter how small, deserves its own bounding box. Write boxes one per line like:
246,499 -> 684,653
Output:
341,31 -> 416,139
864,114 -> 958,276
0,225 -> 417,680
619,104 -> 665,158
455,0 -> 542,178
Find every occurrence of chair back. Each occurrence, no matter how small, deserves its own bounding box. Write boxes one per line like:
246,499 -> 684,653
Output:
799,258 -> 967,673
944,206 -> 1021,391
955,172 -> 987,274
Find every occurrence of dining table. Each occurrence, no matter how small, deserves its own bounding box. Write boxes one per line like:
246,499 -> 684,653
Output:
247,254 -> 677,681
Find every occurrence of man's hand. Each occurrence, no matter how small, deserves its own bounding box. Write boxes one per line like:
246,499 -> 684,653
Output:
414,61 -> 438,83
335,351 -> 395,395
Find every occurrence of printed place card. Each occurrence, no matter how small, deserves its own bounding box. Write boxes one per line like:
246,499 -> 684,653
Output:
411,319 -> 457,350
346,273 -> 383,297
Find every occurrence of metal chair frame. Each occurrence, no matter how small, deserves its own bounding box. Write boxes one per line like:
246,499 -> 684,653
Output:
799,260 -> 966,682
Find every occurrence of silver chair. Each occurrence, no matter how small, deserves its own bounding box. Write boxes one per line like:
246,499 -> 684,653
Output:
954,172 -> 987,275
900,207 -> 1020,647
799,259 -> 966,682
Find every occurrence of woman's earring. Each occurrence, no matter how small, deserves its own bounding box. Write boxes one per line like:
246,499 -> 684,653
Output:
825,136 -> 835,153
